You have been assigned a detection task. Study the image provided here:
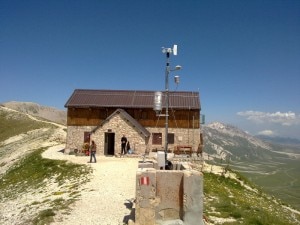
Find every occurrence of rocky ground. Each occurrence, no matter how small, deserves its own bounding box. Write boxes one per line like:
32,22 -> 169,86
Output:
0,114 -> 140,225
43,145 -> 140,225
0,106 -> 142,225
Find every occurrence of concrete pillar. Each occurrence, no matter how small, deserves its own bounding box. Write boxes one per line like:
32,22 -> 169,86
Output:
156,171 -> 184,221
135,168 -> 157,225
135,166 -> 204,225
183,170 -> 203,225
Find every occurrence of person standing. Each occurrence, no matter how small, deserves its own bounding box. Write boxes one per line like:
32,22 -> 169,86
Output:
126,141 -> 131,153
121,135 -> 127,155
89,140 -> 97,163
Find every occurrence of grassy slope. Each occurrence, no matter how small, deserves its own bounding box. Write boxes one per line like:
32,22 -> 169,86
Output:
229,156 -> 300,211
0,108 -> 92,224
203,169 -> 300,225
0,108 -> 50,143
0,148 -> 92,225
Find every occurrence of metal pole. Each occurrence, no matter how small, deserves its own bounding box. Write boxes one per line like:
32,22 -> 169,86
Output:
165,52 -> 170,166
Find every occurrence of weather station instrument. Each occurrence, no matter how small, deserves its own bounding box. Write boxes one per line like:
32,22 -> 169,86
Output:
153,44 -> 182,169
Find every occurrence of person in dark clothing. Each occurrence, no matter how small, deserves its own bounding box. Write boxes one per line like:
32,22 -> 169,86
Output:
121,135 -> 127,155
89,140 -> 97,163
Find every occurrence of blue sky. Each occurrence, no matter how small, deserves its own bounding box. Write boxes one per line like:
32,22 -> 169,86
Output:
1,0 -> 299,139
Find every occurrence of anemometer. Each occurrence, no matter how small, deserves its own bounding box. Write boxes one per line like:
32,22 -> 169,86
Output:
158,44 -> 182,166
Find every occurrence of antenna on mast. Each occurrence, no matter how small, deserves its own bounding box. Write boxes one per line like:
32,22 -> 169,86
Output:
161,44 -> 178,56
173,45 -> 177,55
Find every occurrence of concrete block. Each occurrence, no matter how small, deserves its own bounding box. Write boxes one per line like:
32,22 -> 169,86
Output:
153,161 -> 159,170
135,166 -> 204,225
156,171 -> 184,221
157,152 -> 165,168
136,168 -> 157,224
149,152 -> 157,158
136,168 -> 156,204
135,207 -> 155,225
138,161 -> 154,169
183,170 -> 203,225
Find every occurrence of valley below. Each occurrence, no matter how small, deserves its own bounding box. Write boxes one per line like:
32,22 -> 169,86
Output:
230,156 -> 300,211
203,122 -> 300,211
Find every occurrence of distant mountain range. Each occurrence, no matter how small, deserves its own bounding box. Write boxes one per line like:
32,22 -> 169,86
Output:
0,101 -> 67,125
202,122 -> 300,210
203,122 -> 272,161
202,122 -> 300,162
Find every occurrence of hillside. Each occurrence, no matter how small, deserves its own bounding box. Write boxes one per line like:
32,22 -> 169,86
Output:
1,101 -> 67,125
0,106 -> 91,224
198,162 -> 300,225
0,105 -> 67,177
203,122 -> 300,211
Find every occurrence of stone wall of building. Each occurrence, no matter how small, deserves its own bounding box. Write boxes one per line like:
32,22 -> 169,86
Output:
65,125 -> 96,152
92,114 -> 149,155
65,114 -> 201,155
146,127 -> 201,153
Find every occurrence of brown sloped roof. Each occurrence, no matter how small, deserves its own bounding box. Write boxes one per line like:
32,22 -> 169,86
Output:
65,89 -> 200,110
92,108 -> 150,138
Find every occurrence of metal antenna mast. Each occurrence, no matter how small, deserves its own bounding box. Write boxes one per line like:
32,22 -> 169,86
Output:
161,45 -> 181,167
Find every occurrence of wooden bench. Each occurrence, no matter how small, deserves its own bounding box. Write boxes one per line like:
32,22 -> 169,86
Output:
174,145 -> 193,156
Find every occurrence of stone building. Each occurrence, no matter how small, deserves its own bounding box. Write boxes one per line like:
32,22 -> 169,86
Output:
64,89 -> 203,155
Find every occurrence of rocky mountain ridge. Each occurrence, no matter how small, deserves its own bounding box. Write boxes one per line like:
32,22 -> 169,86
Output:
203,122 -> 274,161
203,121 -> 300,211
1,101 -> 67,125
203,121 -> 300,161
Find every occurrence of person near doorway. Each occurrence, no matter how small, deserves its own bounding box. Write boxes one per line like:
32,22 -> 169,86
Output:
126,141 -> 131,153
121,135 -> 127,155
89,140 -> 97,163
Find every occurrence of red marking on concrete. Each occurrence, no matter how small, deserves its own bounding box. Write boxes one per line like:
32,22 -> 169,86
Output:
140,176 -> 150,185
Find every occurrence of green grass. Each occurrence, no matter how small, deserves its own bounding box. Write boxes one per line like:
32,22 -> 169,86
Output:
0,110 -> 53,143
229,157 -> 300,211
203,171 -> 300,225
0,147 -> 92,224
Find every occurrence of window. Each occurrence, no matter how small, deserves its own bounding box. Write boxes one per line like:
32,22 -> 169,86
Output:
152,133 -> 162,145
168,133 -> 175,144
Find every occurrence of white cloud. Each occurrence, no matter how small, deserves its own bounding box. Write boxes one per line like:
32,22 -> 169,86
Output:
237,110 -> 300,126
257,130 -> 276,136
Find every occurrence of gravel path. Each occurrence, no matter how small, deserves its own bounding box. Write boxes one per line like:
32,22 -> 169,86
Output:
43,145 -> 140,225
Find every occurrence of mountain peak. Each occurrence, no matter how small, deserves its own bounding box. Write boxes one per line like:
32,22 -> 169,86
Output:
203,121 -> 272,161
1,101 -> 67,125
205,122 -> 248,138
206,121 -> 226,129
